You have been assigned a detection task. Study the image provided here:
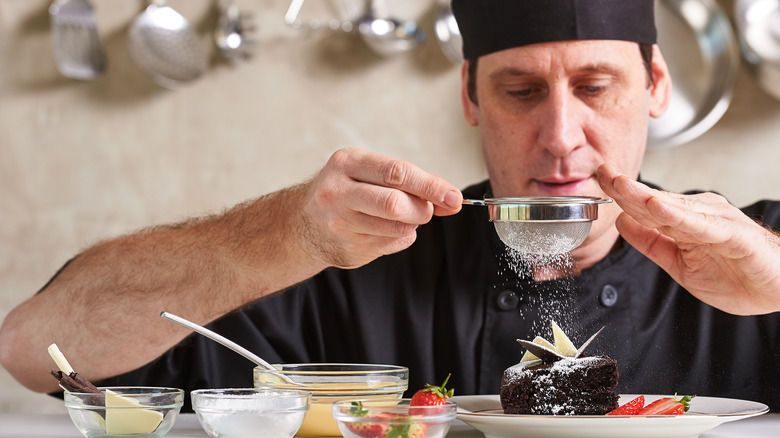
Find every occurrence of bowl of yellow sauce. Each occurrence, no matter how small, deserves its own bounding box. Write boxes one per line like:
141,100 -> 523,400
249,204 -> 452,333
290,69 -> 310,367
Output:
253,364 -> 408,437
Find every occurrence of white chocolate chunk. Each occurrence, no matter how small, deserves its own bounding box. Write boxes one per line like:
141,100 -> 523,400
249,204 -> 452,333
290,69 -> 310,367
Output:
47,343 -> 75,375
105,390 -> 164,435
551,321 -> 578,357
520,336 -> 556,362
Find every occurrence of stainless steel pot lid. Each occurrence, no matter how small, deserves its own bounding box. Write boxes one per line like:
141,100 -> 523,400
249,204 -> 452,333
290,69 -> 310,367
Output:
648,0 -> 740,148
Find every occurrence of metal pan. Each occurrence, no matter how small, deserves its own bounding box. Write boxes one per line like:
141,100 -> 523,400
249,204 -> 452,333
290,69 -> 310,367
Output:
434,0 -> 463,65
734,0 -> 780,101
648,0 -> 741,148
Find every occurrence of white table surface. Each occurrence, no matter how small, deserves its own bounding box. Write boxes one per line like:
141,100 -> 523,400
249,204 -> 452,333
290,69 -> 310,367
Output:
0,412 -> 777,437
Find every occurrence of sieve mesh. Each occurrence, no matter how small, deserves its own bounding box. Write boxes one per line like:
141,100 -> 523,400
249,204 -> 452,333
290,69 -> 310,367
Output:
493,221 -> 593,255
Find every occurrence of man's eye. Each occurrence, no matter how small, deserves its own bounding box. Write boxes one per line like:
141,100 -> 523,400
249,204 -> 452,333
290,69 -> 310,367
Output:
506,87 -> 539,98
579,85 -> 607,95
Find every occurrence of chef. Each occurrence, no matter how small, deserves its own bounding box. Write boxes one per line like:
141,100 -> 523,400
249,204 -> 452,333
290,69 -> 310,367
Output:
1,0 -> 779,412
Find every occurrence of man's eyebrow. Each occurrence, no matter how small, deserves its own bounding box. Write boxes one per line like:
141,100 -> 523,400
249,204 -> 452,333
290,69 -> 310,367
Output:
488,63 -> 626,79
576,63 -> 626,76
488,67 -> 532,80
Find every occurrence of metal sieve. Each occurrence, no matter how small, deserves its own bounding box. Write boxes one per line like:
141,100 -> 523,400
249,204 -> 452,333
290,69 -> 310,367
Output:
462,196 -> 613,255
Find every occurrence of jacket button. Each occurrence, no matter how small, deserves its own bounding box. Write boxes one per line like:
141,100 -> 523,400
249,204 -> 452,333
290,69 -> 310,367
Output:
496,289 -> 520,310
600,285 -> 618,307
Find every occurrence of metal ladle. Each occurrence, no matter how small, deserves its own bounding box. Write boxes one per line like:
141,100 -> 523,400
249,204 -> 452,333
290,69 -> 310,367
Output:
357,0 -> 425,56
462,197 -> 612,255
160,311 -> 307,387
128,0 -> 208,88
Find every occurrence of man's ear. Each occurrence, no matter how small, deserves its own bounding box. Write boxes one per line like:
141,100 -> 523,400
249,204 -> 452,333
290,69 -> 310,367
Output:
649,45 -> 672,118
461,61 -> 479,126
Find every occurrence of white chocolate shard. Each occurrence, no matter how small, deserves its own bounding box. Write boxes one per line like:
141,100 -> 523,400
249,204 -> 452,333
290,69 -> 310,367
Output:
105,389 -> 164,435
47,343 -> 75,375
551,320 -> 578,357
520,336 -> 556,362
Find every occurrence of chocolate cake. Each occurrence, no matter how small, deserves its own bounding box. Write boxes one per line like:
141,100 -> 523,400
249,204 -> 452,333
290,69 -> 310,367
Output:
499,322 -> 619,415
500,355 -> 619,415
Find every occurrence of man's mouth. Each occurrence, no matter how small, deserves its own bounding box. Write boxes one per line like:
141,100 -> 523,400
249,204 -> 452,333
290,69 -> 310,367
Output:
533,176 -> 595,196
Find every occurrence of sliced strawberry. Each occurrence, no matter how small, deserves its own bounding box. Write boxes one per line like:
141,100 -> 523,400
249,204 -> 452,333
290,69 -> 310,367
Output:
344,403 -> 393,438
345,417 -> 389,438
410,374 -> 454,406
385,421 -> 428,438
637,394 -> 694,415
606,395 -> 645,415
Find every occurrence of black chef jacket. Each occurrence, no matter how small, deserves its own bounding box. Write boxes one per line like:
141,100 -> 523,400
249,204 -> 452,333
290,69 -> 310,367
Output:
97,180 -> 780,412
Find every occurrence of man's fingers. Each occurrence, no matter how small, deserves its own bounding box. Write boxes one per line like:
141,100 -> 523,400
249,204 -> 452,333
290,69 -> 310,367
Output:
335,181 -> 433,225
331,148 -> 463,214
599,163 -> 751,250
614,212 -> 680,269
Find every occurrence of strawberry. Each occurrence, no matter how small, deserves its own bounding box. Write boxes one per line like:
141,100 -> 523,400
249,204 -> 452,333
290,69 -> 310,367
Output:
637,394 -> 694,415
344,402 -> 390,438
344,403 -> 427,438
410,374 -> 454,406
345,420 -> 389,438
606,395 -> 645,415
386,422 -> 428,438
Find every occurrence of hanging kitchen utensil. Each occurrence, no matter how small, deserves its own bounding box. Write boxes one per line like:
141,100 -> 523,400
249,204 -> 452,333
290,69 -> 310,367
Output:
462,197 -> 612,255
735,0 -> 780,101
647,0 -> 739,148
49,0 -> 107,80
284,0 -> 359,32
127,0 -> 208,88
357,0 -> 425,56
215,0 -> 257,60
434,0 -> 462,65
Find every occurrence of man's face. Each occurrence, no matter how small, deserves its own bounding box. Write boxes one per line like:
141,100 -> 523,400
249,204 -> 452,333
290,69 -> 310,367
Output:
463,40 -> 667,197
461,39 -> 669,256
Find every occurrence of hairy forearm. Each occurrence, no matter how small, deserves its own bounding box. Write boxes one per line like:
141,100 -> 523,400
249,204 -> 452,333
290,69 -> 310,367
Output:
0,184 -> 326,392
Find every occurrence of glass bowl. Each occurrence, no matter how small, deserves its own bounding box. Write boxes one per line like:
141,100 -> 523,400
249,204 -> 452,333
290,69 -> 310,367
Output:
191,388 -> 311,438
332,399 -> 457,438
63,386 -> 184,438
253,364 -> 409,437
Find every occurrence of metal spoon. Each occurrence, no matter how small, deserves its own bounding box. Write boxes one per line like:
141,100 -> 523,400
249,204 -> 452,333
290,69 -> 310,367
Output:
357,0 -> 425,56
127,0 -> 208,88
160,311 -> 305,387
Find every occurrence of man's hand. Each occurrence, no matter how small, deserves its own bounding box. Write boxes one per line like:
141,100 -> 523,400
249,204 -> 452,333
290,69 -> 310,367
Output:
298,148 -> 463,268
597,164 -> 780,315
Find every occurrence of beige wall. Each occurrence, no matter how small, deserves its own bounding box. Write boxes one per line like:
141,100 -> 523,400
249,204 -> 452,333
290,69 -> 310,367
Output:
0,0 -> 778,413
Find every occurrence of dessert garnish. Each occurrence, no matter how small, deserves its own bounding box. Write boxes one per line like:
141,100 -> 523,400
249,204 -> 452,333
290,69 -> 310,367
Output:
607,394 -> 695,416
606,395 -> 645,415
48,343 -> 100,393
410,373 -> 454,407
638,394 -> 694,415
516,321 -> 605,364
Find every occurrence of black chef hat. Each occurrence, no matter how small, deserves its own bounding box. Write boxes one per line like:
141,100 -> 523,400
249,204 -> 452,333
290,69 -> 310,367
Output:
451,0 -> 657,59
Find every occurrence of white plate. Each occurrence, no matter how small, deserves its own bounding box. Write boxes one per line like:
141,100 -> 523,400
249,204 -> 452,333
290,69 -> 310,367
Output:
453,394 -> 769,438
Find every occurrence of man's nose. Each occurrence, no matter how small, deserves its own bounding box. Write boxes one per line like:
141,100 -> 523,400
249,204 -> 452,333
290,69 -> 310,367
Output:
537,88 -> 586,157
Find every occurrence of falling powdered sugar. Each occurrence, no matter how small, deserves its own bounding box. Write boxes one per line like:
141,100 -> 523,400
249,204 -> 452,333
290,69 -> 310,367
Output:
497,226 -> 580,334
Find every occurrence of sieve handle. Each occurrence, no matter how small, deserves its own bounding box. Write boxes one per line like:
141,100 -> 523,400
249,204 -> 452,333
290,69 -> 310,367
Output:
462,199 -> 487,206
